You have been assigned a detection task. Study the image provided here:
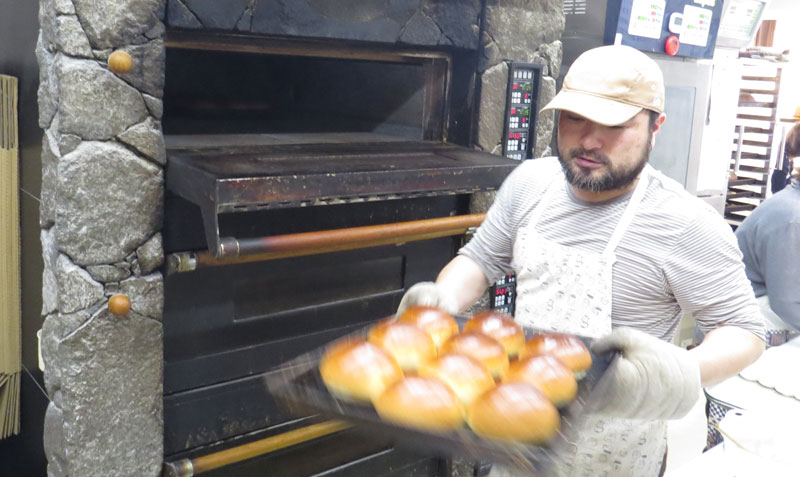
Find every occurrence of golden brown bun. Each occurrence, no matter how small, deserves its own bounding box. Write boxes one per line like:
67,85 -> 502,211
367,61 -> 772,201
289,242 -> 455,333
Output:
418,353 -> 496,406
397,305 -> 459,350
374,376 -> 464,432
319,338 -> 403,402
505,355 -> 577,407
368,320 -> 436,372
463,311 -> 525,357
467,382 -> 560,444
440,332 -> 509,379
521,333 -> 593,374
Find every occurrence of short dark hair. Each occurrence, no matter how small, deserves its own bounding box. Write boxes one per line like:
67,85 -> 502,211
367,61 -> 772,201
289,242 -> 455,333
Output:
786,121 -> 800,158
647,110 -> 660,131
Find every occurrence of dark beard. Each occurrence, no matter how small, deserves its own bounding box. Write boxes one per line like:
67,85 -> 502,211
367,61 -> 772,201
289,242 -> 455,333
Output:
557,143 -> 651,192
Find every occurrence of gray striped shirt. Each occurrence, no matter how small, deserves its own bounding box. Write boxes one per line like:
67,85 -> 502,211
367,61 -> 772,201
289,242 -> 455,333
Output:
460,157 -> 765,342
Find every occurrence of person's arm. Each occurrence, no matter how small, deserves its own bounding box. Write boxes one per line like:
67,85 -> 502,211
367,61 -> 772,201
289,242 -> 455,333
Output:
689,325 -> 765,387
587,207 -> 767,421
435,255 -> 490,313
665,207 -> 766,357
587,325 -> 764,420
397,160 -> 548,316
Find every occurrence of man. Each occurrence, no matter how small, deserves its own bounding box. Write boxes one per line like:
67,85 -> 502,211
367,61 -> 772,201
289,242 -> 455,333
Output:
398,45 -> 764,476
735,120 -> 800,341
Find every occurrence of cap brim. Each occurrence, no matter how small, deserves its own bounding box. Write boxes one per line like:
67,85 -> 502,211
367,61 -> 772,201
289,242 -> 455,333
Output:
541,90 -> 643,126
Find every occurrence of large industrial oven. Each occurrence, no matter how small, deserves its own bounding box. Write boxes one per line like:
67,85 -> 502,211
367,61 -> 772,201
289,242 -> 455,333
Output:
160,32 -> 519,477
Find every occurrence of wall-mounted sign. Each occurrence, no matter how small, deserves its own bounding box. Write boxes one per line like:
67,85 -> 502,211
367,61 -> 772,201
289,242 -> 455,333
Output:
604,0 -> 725,58
628,0 -> 666,39
680,5 -> 713,46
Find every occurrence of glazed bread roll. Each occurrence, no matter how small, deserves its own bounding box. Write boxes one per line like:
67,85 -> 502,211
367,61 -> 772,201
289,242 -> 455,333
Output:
319,338 -> 403,402
505,355 -> 577,407
467,382 -> 560,444
521,333 -> 593,376
374,376 -> 465,432
418,353 -> 496,406
368,319 -> 436,372
463,311 -> 526,358
441,332 -> 509,379
397,305 -> 459,350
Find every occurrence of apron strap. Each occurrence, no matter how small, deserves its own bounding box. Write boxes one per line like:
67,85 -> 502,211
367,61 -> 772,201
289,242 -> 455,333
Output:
603,166 -> 651,256
528,165 -> 651,255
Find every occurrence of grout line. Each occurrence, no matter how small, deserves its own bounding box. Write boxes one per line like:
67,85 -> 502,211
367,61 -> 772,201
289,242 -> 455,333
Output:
21,363 -> 49,399
20,188 -> 41,203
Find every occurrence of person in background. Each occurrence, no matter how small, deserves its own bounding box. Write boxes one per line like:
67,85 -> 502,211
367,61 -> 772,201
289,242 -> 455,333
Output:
735,120 -> 800,344
397,45 -> 765,476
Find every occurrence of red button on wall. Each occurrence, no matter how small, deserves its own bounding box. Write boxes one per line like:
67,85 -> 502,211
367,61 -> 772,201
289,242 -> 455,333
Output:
665,35 -> 680,56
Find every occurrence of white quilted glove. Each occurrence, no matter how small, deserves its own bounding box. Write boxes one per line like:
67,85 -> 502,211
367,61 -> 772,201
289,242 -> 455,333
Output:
586,328 -> 701,420
396,282 -> 459,316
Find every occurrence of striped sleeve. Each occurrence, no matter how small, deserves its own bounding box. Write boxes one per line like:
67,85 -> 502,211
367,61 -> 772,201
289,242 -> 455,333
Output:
459,164 -> 520,282
663,206 -> 765,340
459,159 -> 556,283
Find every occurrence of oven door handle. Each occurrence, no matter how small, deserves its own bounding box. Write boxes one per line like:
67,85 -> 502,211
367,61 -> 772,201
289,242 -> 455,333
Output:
163,420 -> 351,476
167,214 -> 486,273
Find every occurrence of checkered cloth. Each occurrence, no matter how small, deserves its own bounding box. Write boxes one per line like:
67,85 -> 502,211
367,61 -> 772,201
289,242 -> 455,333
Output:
704,330 -> 797,449
766,329 -> 799,347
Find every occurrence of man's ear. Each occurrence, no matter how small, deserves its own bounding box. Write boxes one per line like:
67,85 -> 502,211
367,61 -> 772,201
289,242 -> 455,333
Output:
650,113 -> 667,148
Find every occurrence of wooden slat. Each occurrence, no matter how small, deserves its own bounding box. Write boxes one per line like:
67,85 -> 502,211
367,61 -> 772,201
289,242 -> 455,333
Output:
725,203 -> 756,212
726,190 -> 757,200
738,139 -> 772,147
741,75 -> 780,82
731,165 -> 769,174
738,100 -> 778,108
727,178 -> 760,187
729,153 -> 771,161
739,88 -> 779,95
736,113 -> 777,122
0,74 -> 20,439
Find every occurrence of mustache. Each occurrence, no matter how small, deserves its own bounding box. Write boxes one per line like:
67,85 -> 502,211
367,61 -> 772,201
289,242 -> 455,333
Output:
568,148 -> 610,165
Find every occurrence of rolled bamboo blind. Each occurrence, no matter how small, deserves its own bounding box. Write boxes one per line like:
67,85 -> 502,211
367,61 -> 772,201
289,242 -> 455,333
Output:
0,74 -> 20,439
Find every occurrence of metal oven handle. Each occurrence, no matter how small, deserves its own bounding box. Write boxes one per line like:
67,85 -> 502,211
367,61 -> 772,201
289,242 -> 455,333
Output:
167,213 -> 486,274
163,420 -> 351,477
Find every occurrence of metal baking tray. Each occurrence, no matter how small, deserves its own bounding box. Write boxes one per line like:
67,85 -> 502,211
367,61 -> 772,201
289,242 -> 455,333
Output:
263,318 -> 614,473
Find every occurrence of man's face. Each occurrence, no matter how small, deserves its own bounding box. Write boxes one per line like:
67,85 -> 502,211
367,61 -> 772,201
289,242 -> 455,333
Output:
556,110 -> 657,193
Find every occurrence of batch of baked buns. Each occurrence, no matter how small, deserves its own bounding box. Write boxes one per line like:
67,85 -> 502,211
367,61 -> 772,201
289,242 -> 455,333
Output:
318,305 -> 592,445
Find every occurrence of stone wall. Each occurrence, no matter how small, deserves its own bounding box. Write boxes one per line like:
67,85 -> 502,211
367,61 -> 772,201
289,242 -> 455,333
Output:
166,0 -> 483,49
477,0 -> 563,158
469,0 -> 564,219
37,0 -> 166,476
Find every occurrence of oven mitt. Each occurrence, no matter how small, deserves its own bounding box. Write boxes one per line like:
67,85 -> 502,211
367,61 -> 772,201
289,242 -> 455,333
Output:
585,328 -> 701,420
396,281 -> 459,316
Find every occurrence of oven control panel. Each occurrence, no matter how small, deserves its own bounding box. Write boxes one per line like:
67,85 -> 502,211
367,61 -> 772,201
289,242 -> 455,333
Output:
490,274 -> 516,315
502,62 -> 543,161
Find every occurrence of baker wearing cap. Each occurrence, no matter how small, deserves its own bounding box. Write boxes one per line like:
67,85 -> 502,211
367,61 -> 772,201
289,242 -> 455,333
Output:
399,45 -> 765,476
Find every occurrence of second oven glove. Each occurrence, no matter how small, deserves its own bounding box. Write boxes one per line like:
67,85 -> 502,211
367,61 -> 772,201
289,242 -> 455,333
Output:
586,327 -> 701,420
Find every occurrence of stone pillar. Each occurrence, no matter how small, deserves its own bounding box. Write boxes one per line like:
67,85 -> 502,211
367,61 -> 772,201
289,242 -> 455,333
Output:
464,1 -> 565,313
475,0 -> 564,158
37,1 -> 166,476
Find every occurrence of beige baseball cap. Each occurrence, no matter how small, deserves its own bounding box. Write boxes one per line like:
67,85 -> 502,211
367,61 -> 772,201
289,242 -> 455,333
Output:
541,45 -> 665,126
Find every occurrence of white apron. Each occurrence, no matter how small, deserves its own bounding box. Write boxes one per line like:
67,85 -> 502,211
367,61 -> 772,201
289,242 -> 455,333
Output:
511,166 -> 667,477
